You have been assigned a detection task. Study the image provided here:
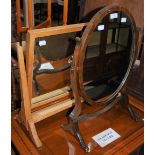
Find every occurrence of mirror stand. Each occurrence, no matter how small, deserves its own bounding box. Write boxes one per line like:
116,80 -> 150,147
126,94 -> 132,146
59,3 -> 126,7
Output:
61,3 -> 139,150
15,23 -> 86,148
62,58 -> 138,152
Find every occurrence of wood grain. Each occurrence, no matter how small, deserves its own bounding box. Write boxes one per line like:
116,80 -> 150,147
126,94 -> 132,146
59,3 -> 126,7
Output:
12,116 -> 40,155
32,98 -> 75,123
17,45 -> 32,129
12,96 -> 144,155
29,23 -> 86,38
63,0 -> 69,25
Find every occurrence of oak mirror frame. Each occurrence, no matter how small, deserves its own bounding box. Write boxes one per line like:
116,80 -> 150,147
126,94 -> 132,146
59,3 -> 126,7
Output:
25,23 -> 86,105
15,23 -> 86,149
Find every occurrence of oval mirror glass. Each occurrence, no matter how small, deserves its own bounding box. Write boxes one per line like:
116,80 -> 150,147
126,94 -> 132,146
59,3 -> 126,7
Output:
82,11 -> 135,102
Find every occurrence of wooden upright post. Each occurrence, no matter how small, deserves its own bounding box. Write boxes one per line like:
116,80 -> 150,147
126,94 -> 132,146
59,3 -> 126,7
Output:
63,0 -> 68,25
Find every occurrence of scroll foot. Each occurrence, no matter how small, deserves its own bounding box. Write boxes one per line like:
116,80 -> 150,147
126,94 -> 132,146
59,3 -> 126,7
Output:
61,117 -> 89,152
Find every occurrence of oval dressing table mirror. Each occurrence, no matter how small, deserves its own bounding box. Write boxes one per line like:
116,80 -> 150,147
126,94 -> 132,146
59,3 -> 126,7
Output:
62,4 -> 138,152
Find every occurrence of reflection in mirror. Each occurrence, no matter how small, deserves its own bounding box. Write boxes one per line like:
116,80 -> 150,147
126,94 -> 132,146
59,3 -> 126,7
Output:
32,32 -> 77,100
83,11 -> 132,101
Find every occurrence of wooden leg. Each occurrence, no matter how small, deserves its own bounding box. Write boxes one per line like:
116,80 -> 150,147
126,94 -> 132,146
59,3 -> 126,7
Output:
127,104 -> 138,121
62,116 -> 89,152
123,93 -> 138,121
61,57 -> 89,152
28,120 -> 42,148
71,120 -> 89,152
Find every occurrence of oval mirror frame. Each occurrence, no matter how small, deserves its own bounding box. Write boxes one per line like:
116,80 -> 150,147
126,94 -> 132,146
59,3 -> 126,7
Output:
76,5 -> 138,105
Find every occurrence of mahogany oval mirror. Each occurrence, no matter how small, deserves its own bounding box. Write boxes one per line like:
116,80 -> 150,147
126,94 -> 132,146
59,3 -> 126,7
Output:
77,6 -> 137,105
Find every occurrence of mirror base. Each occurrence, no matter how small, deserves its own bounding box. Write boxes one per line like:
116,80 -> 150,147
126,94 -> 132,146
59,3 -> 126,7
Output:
61,119 -> 89,152
62,93 -> 138,152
